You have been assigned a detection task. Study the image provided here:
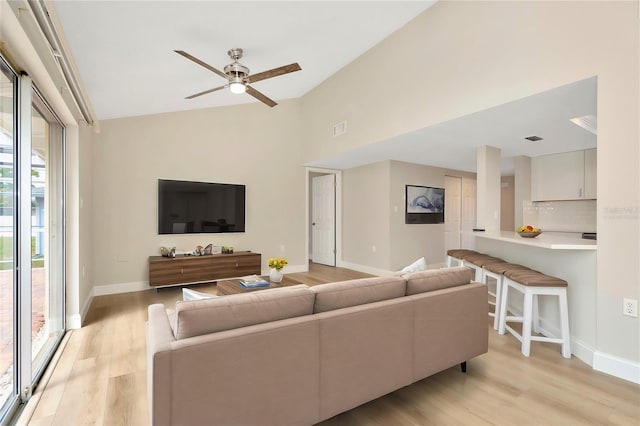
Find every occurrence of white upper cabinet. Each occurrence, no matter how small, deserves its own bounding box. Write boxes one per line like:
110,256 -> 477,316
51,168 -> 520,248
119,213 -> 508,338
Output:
531,149 -> 597,201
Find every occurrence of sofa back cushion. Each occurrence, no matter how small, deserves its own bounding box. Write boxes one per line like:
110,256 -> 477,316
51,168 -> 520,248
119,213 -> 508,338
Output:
173,284 -> 314,340
403,266 -> 473,295
310,277 -> 407,313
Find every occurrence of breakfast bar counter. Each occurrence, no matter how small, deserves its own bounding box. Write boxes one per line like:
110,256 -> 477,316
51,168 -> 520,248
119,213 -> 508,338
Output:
471,231 -> 597,364
474,231 -> 597,250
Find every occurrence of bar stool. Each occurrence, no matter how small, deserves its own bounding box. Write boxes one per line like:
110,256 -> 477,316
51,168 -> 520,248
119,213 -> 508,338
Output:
461,254 -> 505,283
498,269 -> 571,358
483,263 -> 531,330
446,249 -> 479,267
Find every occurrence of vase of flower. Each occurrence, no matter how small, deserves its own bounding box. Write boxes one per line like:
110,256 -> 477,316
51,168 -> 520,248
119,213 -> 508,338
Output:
269,268 -> 283,283
268,257 -> 288,283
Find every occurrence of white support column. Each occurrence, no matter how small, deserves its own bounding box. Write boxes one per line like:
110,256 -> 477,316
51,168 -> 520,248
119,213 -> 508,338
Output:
514,155 -> 532,227
476,145 -> 501,231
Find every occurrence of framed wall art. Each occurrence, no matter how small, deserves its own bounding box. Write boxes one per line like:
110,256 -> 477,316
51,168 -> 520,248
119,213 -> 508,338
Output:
405,185 -> 445,224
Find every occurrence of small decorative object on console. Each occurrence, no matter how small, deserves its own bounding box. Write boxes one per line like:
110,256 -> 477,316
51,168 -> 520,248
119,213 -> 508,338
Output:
192,244 -> 214,256
160,246 -> 176,257
222,246 -> 234,254
516,225 -> 542,238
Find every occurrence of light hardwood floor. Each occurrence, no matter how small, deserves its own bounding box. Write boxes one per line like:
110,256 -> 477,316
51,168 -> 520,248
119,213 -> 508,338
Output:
21,264 -> 640,425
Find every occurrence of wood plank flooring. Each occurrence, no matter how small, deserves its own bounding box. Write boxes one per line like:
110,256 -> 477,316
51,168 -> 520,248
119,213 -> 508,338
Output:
21,263 -> 640,425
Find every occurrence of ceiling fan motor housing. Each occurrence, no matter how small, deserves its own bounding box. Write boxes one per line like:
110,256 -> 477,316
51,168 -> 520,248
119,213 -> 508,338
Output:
224,62 -> 249,79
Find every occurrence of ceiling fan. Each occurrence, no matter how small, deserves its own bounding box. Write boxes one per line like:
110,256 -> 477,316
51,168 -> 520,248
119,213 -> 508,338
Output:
175,48 -> 301,108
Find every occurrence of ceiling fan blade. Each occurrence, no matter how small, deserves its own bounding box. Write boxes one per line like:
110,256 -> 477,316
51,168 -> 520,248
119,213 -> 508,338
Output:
247,63 -> 301,83
185,85 -> 226,99
174,50 -> 228,80
246,86 -> 277,107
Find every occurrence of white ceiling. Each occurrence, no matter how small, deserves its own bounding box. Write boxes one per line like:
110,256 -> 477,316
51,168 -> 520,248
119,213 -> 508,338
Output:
307,77 -> 597,174
51,1 -> 596,175
52,0 -> 435,120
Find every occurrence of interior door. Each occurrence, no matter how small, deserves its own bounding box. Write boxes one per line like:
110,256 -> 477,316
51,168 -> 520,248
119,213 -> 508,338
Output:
444,176 -> 462,256
311,174 -> 335,266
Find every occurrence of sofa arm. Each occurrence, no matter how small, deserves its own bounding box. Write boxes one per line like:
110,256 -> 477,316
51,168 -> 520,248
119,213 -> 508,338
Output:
147,304 -> 175,426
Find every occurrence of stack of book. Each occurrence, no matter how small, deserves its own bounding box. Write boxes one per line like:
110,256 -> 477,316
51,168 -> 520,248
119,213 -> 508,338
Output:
239,275 -> 270,288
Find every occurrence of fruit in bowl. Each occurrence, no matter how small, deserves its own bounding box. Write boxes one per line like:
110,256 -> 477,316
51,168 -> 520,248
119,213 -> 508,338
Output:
516,225 -> 541,238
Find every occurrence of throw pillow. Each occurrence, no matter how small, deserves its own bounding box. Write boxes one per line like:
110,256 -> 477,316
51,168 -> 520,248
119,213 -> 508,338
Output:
398,257 -> 427,275
182,288 -> 218,301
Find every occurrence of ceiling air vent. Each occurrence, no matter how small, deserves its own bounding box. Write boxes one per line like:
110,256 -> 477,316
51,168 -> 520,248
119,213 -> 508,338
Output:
569,114 -> 597,135
524,135 -> 543,142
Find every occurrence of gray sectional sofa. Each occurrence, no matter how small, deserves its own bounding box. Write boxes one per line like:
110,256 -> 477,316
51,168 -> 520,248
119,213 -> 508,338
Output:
146,266 -> 488,426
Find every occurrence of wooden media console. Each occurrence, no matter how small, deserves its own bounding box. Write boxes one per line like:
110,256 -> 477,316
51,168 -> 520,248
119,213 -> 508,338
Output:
148,251 -> 261,287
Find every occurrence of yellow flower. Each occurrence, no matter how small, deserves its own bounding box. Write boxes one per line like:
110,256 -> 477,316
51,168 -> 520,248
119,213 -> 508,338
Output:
268,257 -> 288,270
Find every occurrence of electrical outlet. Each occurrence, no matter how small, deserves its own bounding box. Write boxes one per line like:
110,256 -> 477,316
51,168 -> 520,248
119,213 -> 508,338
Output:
623,298 -> 638,317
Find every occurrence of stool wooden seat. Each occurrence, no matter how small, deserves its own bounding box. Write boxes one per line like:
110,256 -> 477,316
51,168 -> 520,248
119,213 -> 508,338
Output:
482,262 -> 531,330
446,249 -> 479,267
462,254 -> 505,282
498,269 -> 571,358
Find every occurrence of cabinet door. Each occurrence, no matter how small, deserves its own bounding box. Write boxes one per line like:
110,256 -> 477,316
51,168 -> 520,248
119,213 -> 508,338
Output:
584,148 -> 597,199
531,150 -> 585,201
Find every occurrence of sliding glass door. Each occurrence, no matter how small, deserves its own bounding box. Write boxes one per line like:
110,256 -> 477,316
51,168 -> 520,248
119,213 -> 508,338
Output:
0,56 -> 17,422
0,56 -> 65,425
30,95 -> 65,379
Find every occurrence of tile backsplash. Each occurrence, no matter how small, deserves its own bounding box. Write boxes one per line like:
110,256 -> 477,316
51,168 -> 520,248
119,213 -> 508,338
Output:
522,200 -> 597,233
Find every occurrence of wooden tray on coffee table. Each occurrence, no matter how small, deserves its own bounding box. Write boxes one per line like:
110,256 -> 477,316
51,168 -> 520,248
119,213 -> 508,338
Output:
217,275 -> 304,295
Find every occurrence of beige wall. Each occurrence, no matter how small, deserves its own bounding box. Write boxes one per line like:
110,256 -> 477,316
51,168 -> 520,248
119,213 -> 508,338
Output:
342,161 -> 390,269
92,100 -> 305,289
389,161 -> 445,270
302,1 -> 639,363
78,122 -> 94,317
343,160 -> 475,271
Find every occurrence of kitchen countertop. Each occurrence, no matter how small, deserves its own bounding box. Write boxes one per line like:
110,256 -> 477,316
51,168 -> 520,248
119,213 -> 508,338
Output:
472,230 -> 597,250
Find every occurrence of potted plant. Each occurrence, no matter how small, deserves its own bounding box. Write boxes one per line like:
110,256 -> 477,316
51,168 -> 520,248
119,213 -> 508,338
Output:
268,257 -> 288,283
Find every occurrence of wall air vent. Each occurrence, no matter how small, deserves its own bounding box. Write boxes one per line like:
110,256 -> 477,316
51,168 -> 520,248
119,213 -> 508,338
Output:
524,135 -> 543,142
332,120 -> 347,137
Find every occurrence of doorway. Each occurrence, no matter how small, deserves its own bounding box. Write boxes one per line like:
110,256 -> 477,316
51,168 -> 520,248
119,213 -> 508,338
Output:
307,169 -> 340,267
444,175 -> 477,255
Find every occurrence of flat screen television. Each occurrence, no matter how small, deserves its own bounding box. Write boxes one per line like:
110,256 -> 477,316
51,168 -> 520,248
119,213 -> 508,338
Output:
158,179 -> 246,234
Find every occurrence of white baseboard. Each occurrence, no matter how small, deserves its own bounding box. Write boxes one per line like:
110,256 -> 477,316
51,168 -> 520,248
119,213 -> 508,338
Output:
79,289 -> 94,326
65,313 -> 82,330
261,263 -> 308,275
537,316 -> 594,366
337,261 -> 394,277
593,351 -> 640,384
93,280 -> 150,296
513,309 -> 639,383
65,288 -> 95,329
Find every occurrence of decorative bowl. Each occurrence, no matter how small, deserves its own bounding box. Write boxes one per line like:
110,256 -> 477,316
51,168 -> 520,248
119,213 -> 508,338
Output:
517,231 -> 541,238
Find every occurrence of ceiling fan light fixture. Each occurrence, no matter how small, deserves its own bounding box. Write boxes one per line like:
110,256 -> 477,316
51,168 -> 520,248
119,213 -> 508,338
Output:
229,79 -> 246,94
